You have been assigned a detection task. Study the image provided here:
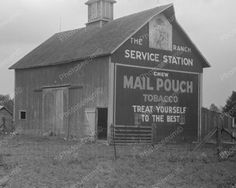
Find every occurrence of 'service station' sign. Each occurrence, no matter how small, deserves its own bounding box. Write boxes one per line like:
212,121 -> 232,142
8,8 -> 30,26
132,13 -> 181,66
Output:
124,44 -> 193,67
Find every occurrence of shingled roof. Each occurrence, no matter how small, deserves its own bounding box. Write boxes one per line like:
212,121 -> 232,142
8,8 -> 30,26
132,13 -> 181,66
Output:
9,4 -> 210,69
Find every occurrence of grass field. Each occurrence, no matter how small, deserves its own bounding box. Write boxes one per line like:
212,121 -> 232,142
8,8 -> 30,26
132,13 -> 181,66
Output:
0,135 -> 235,188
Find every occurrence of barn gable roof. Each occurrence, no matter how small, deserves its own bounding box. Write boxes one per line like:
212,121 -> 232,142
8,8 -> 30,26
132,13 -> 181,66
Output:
9,4 -> 210,70
0,105 -> 13,115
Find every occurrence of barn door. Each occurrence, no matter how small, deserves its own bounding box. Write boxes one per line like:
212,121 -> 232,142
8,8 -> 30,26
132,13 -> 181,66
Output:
42,87 -> 68,136
97,108 -> 108,140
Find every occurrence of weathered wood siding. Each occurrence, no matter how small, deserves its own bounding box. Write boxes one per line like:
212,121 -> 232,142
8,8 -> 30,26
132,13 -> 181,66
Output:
110,13 -> 204,144
14,57 -> 109,137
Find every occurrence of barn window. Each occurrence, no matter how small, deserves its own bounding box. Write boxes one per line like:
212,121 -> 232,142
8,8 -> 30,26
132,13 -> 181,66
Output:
90,2 -> 98,20
19,111 -> 26,120
104,2 -> 110,18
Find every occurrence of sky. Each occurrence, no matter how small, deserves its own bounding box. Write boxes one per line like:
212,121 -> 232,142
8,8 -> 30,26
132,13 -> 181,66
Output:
0,0 -> 235,108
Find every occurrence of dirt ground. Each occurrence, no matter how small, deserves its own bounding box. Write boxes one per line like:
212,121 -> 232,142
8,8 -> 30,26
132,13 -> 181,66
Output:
0,134 -> 235,188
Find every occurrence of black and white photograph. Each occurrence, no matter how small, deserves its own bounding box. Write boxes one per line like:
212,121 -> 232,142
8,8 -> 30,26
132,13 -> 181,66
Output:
0,0 -> 235,187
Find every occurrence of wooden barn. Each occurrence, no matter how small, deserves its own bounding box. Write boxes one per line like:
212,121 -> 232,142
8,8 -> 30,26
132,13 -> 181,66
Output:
0,105 -> 13,133
10,1 -> 210,144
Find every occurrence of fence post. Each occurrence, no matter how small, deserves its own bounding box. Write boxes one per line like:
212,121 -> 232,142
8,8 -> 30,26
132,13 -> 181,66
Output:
111,124 -> 117,160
